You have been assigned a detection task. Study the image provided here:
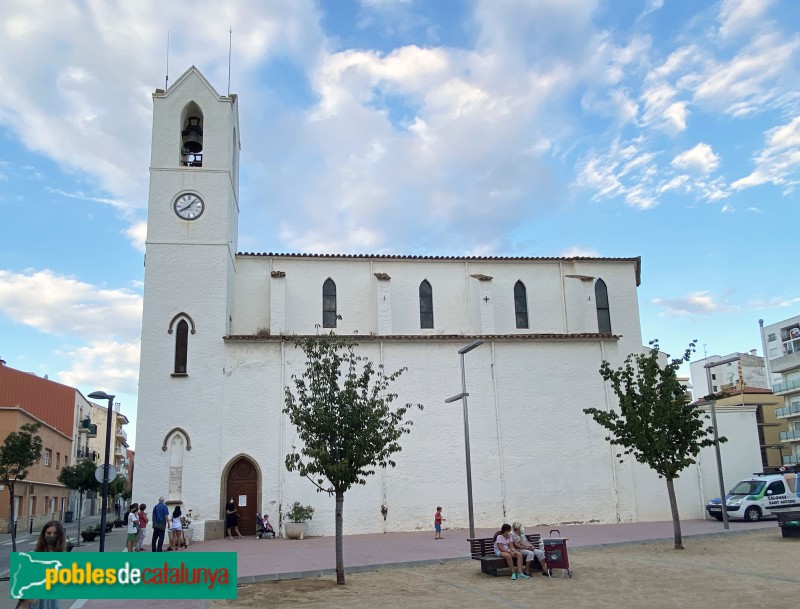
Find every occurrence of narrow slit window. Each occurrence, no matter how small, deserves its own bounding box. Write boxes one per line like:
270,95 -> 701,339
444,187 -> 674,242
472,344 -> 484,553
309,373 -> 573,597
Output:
175,319 -> 189,373
514,280 -> 529,329
419,280 -> 434,329
323,278 -> 337,328
595,279 -> 611,334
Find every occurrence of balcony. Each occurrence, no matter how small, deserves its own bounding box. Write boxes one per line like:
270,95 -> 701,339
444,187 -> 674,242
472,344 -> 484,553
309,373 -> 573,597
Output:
115,445 -> 127,458
784,455 -> 798,466
770,351 -> 800,374
776,401 -> 800,419
779,429 -> 800,442
773,378 -> 800,396
78,417 -> 91,433
86,424 -> 98,439
115,427 -> 128,442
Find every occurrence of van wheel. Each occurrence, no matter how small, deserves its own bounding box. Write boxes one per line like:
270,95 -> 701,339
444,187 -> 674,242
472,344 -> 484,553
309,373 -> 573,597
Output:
744,506 -> 762,522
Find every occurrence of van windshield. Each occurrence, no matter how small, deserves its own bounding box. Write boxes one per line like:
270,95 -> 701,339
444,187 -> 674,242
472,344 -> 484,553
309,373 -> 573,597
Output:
730,481 -> 765,496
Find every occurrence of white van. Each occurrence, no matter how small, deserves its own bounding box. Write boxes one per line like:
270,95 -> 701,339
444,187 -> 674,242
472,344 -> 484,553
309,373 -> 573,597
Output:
706,472 -> 799,522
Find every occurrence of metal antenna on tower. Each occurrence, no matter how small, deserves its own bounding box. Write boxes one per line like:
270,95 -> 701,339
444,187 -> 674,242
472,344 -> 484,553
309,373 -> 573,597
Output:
227,27 -> 232,96
165,31 -> 170,90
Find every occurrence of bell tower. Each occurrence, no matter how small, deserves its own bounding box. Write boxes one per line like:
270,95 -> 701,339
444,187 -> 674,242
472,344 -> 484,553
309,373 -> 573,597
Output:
134,66 -> 240,515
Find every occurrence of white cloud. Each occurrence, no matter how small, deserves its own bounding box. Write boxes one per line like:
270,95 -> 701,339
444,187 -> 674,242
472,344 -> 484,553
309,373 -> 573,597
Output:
718,0 -> 775,40
732,115 -> 800,191
652,291 -> 739,316
560,246 -> 600,257
0,270 -> 142,341
671,143 -> 720,175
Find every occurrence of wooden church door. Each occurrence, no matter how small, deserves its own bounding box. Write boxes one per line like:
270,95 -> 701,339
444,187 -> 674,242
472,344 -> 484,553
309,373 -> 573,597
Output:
225,457 -> 258,535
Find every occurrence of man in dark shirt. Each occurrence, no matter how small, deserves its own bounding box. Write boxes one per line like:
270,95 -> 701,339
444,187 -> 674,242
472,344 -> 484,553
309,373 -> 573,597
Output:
151,496 -> 170,552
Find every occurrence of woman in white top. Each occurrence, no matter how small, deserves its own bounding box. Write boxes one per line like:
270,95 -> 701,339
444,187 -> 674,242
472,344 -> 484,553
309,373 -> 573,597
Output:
126,503 -> 140,553
169,505 -> 184,550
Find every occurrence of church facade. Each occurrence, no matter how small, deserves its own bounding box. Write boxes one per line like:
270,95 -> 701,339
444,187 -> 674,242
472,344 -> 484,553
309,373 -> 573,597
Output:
134,68 -> 761,540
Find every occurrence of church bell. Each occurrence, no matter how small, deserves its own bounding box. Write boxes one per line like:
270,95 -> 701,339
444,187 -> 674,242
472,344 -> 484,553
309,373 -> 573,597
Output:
181,116 -> 203,154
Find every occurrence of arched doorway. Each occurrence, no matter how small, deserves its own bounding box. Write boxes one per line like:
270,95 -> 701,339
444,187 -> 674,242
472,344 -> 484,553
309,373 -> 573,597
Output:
224,457 -> 258,535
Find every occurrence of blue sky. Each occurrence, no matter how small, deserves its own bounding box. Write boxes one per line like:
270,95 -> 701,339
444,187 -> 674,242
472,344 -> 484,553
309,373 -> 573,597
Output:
1,0 -> 799,449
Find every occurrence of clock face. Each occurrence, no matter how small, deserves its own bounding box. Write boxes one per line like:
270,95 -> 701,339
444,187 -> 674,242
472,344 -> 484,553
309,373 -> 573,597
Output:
173,193 -> 205,220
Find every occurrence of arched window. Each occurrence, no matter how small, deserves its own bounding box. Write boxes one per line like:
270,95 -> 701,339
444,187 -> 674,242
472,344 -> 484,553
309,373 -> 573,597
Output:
514,280 -> 529,329
595,279 -> 611,334
167,430 -> 187,503
175,319 -> 189,374
323,278 -> 337,328
180,102 -> 204,167
419,280 -> 434,329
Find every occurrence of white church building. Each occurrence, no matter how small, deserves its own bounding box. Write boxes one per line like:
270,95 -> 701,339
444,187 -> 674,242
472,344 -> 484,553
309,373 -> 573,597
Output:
134,67 -> 762,540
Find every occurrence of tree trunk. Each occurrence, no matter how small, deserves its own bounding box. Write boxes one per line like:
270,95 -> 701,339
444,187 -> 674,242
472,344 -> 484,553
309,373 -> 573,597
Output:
665,477 -> 683,550
76,492 -> 84,546
335,490 -> 345,585
9,484 -> 16,551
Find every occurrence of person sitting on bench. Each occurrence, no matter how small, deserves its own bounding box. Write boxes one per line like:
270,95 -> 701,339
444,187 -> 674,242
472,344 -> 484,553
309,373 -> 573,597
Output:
495,523 -> 528,580
511,521 -> 550,577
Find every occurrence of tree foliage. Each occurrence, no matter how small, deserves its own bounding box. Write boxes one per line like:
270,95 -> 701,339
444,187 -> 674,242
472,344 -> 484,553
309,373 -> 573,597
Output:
583,340 -> 724,549
0,422 -> 43,549
283,333 -> 423,584
59,458 -> 100,545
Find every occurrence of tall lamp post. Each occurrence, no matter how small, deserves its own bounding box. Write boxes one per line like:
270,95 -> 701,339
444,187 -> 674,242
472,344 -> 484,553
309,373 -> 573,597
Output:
445,339 -> 485,540
88,390 -> 115,552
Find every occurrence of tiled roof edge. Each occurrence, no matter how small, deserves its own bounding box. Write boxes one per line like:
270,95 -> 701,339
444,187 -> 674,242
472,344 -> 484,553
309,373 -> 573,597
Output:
224,333 -> 621,342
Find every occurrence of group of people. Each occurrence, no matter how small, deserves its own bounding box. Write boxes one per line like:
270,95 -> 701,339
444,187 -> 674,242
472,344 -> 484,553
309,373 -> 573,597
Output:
121,496 -> 187,552
434,507 -> 550,580
494,522 -> 550,580
225,497 -> 275,539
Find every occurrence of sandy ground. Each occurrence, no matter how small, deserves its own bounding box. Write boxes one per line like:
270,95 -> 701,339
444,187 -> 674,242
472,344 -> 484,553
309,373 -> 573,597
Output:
212,529 -> 800,609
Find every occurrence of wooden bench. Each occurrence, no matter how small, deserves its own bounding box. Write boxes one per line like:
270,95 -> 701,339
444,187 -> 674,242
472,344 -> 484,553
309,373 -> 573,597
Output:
777,511 -> 800,538
470,533 -> 542,576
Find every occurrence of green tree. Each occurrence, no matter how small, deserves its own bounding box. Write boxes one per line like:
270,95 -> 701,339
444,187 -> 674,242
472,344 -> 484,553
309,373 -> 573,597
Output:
58,458 -> 100,544
108,475 -> 127,518
284,333 -> 423,584
584,340 -> 723,549
0,422 -> 43,550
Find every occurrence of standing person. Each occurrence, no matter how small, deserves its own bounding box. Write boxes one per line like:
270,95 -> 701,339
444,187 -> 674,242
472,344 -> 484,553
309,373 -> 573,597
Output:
511,522 -> 550,577
434,506 -> 446,539
225,498 -> 243,539
126,503 -> 139,553
495,523 -> 527,580
135,502 -> 148,551
169,505 -> 184,550
16,520 -> 66,608
151,496 -> 169,552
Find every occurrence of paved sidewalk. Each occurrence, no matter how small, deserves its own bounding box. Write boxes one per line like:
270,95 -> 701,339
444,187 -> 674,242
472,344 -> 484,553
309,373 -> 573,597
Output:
2,518 -> 776,609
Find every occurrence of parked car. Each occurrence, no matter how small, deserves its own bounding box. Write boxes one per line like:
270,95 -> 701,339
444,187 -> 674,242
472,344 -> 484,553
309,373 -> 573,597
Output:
706,472 -> 799,522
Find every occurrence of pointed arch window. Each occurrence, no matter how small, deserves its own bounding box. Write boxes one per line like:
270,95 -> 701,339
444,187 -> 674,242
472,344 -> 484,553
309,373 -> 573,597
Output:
595,279 -> 611,334
514,280 -> 529,329
175,319 -> 189,374
419,280 -> 434,329
323,278 -> 337,328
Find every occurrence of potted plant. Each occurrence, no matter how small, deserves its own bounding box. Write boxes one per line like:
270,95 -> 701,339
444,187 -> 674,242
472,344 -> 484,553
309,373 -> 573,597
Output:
80,527 -> 97,542
284,502 -> 314,540
113,517 -> 125,528
181,509 -> 195,544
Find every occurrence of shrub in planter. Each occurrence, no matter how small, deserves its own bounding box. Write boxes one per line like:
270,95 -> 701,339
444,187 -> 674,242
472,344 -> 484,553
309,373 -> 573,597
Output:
284,502 -> 314,540
81,528 -> 98,542
285,502 -> 314,523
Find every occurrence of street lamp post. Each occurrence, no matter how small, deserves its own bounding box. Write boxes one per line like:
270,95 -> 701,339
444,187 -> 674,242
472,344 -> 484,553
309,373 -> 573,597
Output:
445,339 -> 485,540
88,390 -> 115,552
